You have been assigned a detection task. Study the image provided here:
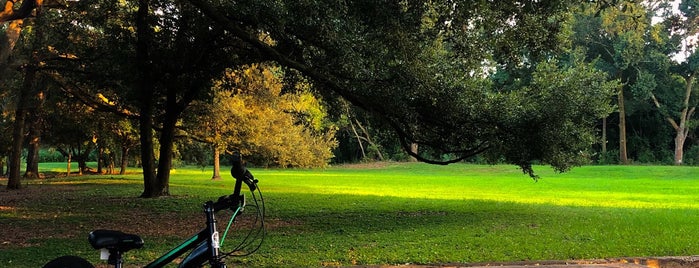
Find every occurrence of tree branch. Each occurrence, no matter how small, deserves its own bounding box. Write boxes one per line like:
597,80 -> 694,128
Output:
650,93 -> 680,130
0,0 -> 37,22
45,72 -> 140,120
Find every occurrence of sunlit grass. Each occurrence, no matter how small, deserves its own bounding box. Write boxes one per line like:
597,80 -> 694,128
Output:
2,163 -> 699,267
253,163 -> 699,209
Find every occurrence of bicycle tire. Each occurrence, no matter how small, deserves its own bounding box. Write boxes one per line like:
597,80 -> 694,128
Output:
42,255 -> 95,268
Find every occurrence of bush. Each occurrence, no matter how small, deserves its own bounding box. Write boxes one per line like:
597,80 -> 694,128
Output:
636,149 -> 656,164
39,149 -> 66,162
596,150 -> 619,165
684,146 -> 699,166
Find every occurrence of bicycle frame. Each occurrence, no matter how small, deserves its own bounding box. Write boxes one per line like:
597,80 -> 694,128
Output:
145,177 -> 249,268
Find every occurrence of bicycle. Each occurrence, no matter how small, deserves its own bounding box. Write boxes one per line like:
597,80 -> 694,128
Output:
42,153 -> 265,268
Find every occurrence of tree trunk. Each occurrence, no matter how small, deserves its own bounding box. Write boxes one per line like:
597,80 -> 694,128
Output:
0,156 -> 6,176
77,155 -> 86,175
66,153 -> 72,177
618,87 -> 629,164
674,131 -> 685,165
672,75 -> 697,165
650,75 -> 696,166
212,146 -> 221,180
137,0 -> 158,198
24,89 -> 45,179
7,65 -> 36,190
107,152 -> 115,175
409,143 -> 418,162
153,114 -> 178,197
97,146 -> 104,174
24,137 -> 40,179
349,119 -> 366,159
120,146 -> 129,175
601,117 -> 607,153
354,119 -> 384,161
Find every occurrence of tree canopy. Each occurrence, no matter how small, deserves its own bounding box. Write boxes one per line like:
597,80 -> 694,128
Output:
184,0 -> 615,174
4,0 -> 677,195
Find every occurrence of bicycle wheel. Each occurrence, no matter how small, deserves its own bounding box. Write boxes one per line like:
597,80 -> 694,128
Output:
42,255 -> 94,268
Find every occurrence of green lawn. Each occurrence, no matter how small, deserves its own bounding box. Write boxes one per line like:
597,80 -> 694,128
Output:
1,162 -> 699,267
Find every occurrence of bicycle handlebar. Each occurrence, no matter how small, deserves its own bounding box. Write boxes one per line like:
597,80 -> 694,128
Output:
231,153 -> 258,192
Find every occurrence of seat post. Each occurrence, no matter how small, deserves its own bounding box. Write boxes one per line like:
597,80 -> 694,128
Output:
108,250 -> 124,268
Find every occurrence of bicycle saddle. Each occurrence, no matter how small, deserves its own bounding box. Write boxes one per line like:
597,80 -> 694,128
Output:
88,230 -> 144,252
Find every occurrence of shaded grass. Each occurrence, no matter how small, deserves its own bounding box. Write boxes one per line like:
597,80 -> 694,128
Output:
1,163 -> 699,267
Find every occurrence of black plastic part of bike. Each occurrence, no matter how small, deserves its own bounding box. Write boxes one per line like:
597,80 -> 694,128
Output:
43,255 -> 95,268
230,153 -> 257,192
178,241 -> 209,268
88,229 -> 144,252
204,201 -> 227,268
212,194 -> 245,212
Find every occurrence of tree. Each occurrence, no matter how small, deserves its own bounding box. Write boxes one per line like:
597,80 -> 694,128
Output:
43,96 -> 102,175
4,0 -> 619,194
5,6 -> 47,188
132,0 -> 251,197
648,68 -> 698,165
570,1 -> 659,164
184,0 -> 615,174
630,1 -> 699,165
184,63 -> 337,174
336,102 -> 387,162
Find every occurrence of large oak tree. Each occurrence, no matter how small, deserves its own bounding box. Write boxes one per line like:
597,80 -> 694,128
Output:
4,0 -> 617,193
185,0 -> 616,175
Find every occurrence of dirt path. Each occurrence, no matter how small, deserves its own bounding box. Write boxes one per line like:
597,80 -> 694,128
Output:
349,256 -> 699,268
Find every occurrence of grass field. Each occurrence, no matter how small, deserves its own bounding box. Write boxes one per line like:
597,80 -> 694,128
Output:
1,162 -> 699,267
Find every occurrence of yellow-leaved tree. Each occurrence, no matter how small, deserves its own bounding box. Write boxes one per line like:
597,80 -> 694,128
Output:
186,63 -> 336,177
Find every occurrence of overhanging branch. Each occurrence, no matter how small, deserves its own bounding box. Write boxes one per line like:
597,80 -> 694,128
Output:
45,71 -> 140,120
1,0 -> 37,22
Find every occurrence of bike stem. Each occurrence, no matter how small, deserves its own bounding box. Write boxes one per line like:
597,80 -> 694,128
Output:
204,201 -> 227,268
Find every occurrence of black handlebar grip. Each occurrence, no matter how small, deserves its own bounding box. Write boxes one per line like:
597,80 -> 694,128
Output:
231,153 -> 257,191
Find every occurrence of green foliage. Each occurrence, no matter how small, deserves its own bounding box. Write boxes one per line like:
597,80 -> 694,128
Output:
493,57 -> 617,174
38,149 -> 66,162
189,0 -> 611,171
683,145 -> 699,165
596,150 -> 619,165
630,70 -> 657,99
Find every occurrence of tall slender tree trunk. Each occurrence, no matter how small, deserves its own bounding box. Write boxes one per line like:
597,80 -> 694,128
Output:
601,117 -> 607,153
349,119 -> 366,159
137,0 -> 158,197
212,146 -> 221,180
7,65 -> 36,189
618,87 -> 629,164
139,110 -> 156,197
354,119 -> 384,161
97,146 -> 104,174
65,153 -> 72,177
0,156 -> 6,176
24,89 -> 45,179
120,146 -> 129,175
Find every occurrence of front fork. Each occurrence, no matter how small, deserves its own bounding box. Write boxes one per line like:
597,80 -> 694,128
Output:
204,201 -> 226,268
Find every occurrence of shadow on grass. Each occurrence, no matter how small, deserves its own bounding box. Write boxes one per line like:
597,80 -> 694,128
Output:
3,182 -> 699,267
